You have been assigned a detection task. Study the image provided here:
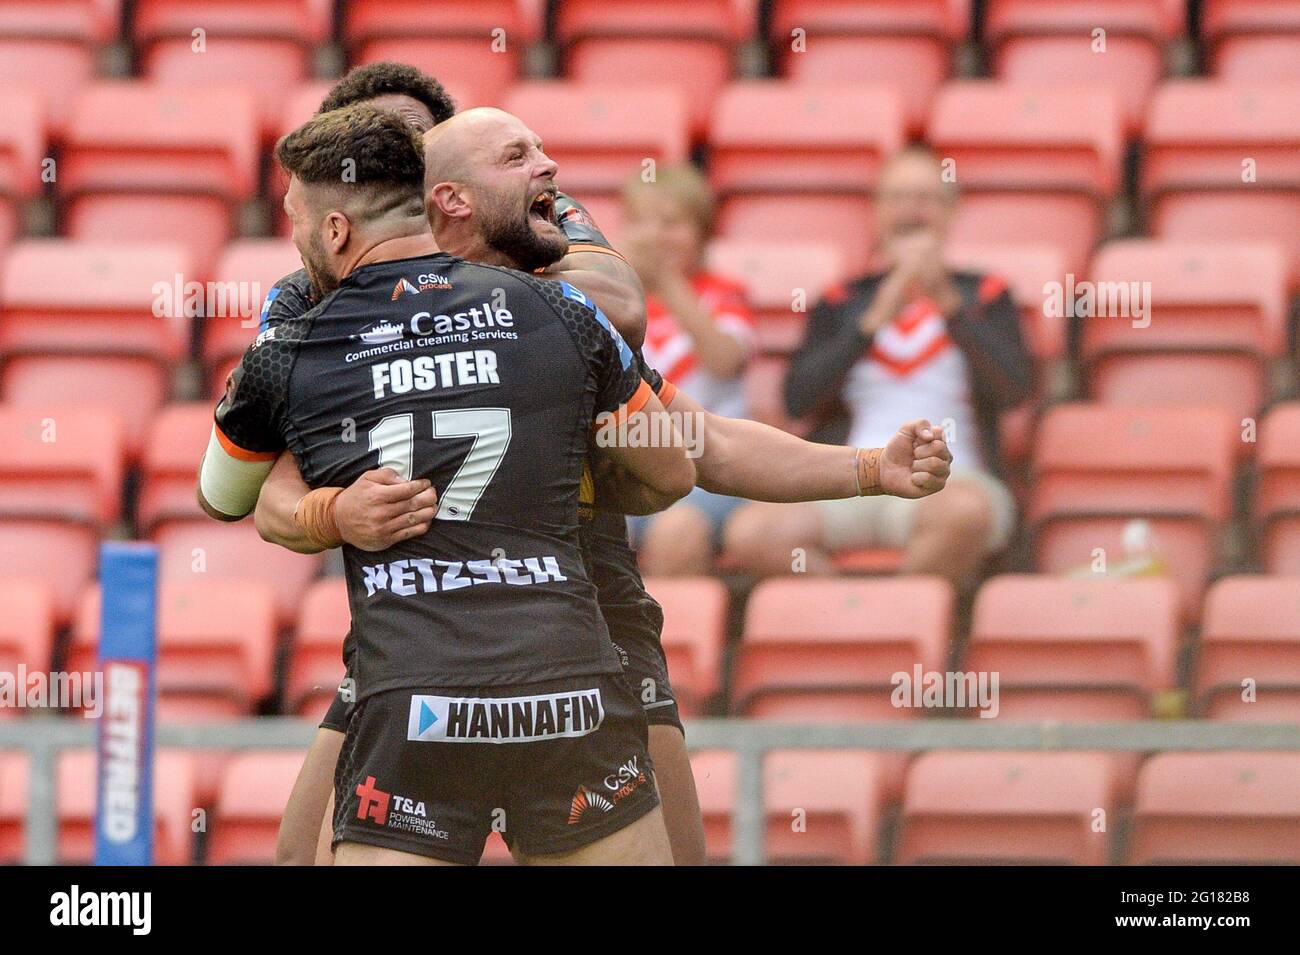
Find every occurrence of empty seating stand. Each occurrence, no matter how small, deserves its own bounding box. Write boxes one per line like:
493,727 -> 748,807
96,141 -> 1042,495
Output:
1083,239 -> 1288,430
60,82 -> 260,274
770,0 -> 968,135
987,0 -> 1186,134
1143,80 -> 1300,290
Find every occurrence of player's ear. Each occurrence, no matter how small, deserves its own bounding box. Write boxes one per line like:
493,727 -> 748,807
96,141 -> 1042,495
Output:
323,210 -> 351,253
429,181 -> 470,221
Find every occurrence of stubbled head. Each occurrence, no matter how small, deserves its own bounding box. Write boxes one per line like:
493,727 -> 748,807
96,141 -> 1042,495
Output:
874,145 -> 958,258
423,107 -> 568,271
317,61 -> 456,134
277,104 -> 428,292
621,164 -> 714,274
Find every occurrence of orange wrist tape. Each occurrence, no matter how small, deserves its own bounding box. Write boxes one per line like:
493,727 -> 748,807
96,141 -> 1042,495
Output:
856,447 -> 884,496
294,487 -> 344,549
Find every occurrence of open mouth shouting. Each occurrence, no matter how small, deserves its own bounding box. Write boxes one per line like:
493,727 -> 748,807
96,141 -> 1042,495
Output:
529,189 -> 557,226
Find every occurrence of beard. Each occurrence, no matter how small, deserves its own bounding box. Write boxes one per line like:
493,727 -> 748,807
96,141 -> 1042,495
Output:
300,232 -> 340,296
478,192 -> 568,273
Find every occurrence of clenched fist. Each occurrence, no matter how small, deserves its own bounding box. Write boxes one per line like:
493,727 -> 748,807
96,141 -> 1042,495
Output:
879,419 -> 952,499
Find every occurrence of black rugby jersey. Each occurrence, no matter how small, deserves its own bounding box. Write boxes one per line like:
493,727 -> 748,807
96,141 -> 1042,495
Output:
218,253 -> 649,694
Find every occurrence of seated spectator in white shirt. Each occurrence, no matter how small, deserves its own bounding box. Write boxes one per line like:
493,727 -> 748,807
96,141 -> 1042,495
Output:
723,145 -> 1033,592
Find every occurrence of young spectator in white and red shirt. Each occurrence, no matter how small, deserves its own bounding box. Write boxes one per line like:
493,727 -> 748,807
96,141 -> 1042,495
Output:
621,165 -> 757,575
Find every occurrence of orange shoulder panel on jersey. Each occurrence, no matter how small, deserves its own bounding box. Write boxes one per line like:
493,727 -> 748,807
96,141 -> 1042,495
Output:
595,379 -> 654,431
654,377 -> 678,406
214,422 -> 278,462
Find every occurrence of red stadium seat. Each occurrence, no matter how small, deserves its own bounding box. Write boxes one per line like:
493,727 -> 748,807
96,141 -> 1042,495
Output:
1,357 -> 168,462
770,2 -> 967,134
0,580 -> 55,695
1203,0 -> 1300,81
0,404 -> 124,525
137,403 -> 213,533
898,751 -> 1122,865
209,750 -> 305,864
559,0 -> 751,138
353,39 -> 515,112
734,576 -> 953,720
0,750 -> 26,861
0,239 -> 192,366
710,82 -> 904,273
710,81 -> 905,197
642,576 -> 728,717
929,81 -> 1124,196
0,240 -> 182,459
0,1 -> 119,135
945,242 -> 1068,361
54,749 -> 197,865
135,1 -> 331,138
346,1 -> 543,111
153,519 -> 323,627
967,575 -> 1181,720
947,193 -> 1101,285
1256,403 -> 1300,574
986,1 -> 1185,134
285,577 -> 348,719
707,238 -> 846,354
930,82 -> 1123,275
1143,81 -> 1300,289
204,239 -> 302,384
1083,240 -> 1288,428
1197,576 -> 1300,720
1030,404 -> 1237,621
692,749 -> 885,864
716,194 -> 875,275
504,82 -> 689,197
60,82 -> 260,273
62,82 -> 259,199
73,579 -> 278,720
0,521 -> 98,626
1213,33 -> 1300,81
1131,752 -> 1300,864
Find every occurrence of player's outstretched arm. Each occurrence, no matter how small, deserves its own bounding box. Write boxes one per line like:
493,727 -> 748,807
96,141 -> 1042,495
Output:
253,452 -> 440,554
668,387 -> 952,501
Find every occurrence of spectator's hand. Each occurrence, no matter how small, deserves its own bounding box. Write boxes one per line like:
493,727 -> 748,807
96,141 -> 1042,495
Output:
889,230 -> 946,288
889,231 -> 964,315
333,468 -> 439,551
879,419 -> 951,499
